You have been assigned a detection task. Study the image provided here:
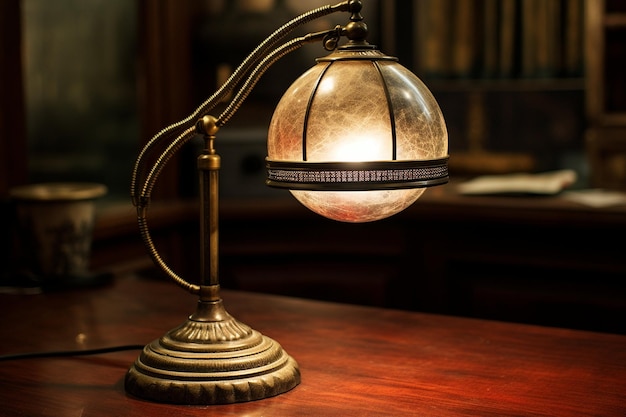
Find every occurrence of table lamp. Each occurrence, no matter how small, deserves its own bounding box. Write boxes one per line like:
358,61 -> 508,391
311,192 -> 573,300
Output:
125,0 -> 448,405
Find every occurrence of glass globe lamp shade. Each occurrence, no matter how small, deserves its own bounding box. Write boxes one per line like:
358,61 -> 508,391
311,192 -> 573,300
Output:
267,47 -> 448,222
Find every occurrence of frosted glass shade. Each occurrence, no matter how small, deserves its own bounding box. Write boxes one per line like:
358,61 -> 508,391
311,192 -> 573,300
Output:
266,48 -> 448,222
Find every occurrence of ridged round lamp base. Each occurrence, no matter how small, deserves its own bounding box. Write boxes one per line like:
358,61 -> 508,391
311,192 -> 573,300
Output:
125,320 -> 300,405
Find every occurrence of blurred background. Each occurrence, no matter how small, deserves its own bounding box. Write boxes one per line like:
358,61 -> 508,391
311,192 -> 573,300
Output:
1,0 -> 625,334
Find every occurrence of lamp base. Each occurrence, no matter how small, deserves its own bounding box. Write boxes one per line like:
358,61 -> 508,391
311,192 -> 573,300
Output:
124,298 -> 300,405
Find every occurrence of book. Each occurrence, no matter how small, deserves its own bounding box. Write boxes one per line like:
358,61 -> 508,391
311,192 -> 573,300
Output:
499,0 -> 516,77
563,0 -> 584,76
521,0 -> 539,77
457,169 -> 578,195
535,0 -> 562,77
415,0 -> 452,77
482,0 -> 500,78
452,0 -> 478,77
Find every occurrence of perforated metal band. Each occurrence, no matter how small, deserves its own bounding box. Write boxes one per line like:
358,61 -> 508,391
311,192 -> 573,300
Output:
266,157 -> 449,190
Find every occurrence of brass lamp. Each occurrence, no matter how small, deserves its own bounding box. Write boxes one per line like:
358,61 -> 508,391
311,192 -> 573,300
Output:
125,0 -> 448,405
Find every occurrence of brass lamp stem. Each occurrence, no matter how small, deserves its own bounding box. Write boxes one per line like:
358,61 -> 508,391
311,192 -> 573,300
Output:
198,133 -> 220,287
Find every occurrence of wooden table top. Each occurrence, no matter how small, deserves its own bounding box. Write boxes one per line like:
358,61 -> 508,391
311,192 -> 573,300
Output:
0,274 -> 624,416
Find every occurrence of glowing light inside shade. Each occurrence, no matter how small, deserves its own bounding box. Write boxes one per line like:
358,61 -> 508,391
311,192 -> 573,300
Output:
290,189 -> 425,223
331,134 -> 388,161
318,75 -> 336,94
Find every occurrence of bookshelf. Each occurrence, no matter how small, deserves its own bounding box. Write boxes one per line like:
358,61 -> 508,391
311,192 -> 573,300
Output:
586,0 -> 626,190
385,0 -> 587,177
411,0 -> 583,80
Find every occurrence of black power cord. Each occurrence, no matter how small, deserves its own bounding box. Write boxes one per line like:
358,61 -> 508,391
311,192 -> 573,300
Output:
0,344 -> 145,361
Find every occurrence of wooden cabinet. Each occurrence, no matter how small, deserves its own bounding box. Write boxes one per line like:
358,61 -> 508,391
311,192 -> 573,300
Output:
82,184 -> 626,336
409,195 -> 626,334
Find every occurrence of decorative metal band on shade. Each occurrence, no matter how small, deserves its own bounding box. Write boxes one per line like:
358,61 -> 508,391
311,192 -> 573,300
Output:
266,157 -> 449,190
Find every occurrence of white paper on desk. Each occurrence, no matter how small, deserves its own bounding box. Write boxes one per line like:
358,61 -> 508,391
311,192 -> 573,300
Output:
457,170 -> 578,195
562,189 -> 626,208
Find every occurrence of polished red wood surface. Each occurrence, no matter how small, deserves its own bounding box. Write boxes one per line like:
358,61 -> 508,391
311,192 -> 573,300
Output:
0,274 -> 625,416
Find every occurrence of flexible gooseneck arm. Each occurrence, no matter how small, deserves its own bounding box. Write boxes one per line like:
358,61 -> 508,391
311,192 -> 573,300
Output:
131,1 -> 363,294
136,30 -> 345,294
